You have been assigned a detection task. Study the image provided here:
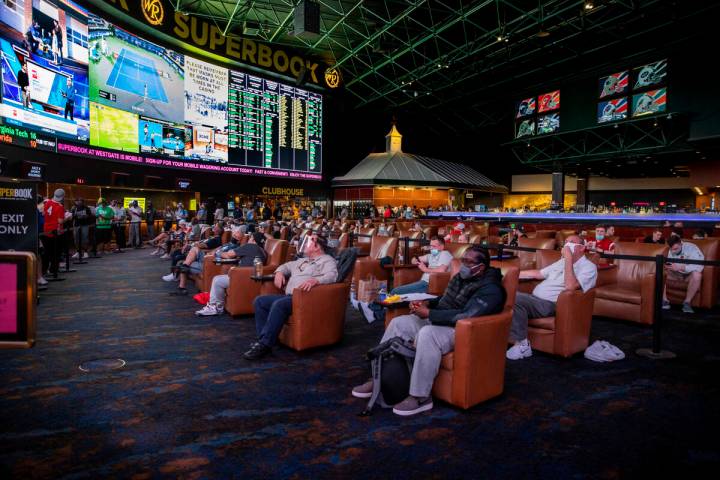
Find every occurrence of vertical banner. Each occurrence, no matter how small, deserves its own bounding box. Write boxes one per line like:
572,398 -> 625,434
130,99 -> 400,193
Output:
0,181 -> 38,253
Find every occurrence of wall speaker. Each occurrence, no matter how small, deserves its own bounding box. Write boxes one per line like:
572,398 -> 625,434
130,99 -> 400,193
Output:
294,0 -> 320,36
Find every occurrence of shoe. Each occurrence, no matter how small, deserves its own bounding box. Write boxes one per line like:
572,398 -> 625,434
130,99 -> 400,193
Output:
350,294 -> 359,311
392,396 -> 433,416
351,380 -> 373,399
169,287 -> 188,296
506,339 -> 532,360
195,304 -> 222,316
662,300 -> 671,310
150,249 -> 159,256
243,342 -> 271,360
682,302 -> 695,314
38,277 -> 48,286
162,273 -> 177,282
71,252 -> 79,259
160,254 -> 170,259
82,252 -> 89,259
359,302 -> 377,323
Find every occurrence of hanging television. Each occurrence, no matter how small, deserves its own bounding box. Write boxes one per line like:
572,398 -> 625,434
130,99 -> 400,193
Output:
633,59 -> 667,91
597,98 -> 628,123
632,88 -> 667,117
538,90 -> 560,113
537,113 -> 560,134
516,119 -> 535,138
516,97 -> 536,118
599,71 -> 629,99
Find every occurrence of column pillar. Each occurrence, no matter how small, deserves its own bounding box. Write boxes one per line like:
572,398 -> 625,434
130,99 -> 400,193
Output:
551,172 -> 564,209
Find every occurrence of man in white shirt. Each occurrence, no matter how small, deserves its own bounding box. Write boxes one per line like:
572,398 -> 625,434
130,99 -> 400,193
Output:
506,234 -> 598,360
128,200 -> 143,248
663,236 -> 704,313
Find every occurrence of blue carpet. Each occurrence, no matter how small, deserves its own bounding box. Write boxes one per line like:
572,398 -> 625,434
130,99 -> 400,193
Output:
1,249 -> 719,478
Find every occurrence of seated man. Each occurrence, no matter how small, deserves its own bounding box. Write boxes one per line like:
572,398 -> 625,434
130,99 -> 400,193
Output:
242,234 -> 338,360
663,235 -> 704,313
506,235 -> 597,360
589,224 -> 615,254
195,232 -> 267,314
644,228 -> 665,244
358,236 -> 453,323
165,224 -> 224,291
352,246 -> 505,416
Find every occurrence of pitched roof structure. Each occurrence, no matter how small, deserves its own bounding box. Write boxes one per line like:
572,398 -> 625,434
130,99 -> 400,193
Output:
332,126 -> 507,193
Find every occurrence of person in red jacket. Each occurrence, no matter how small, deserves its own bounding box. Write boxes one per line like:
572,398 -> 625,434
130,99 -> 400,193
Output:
43,189 -> 67,277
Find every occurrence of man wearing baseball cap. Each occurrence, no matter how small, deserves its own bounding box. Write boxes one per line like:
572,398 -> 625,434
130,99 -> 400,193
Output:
42,189 -> 66,277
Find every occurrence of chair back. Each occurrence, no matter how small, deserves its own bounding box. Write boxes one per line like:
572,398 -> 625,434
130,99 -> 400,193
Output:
501,266 -> 520,308
445,242 -> 471,259
423,226 -> 438,239
516,237 -> 557,270
264,238 -> 289,266
555,230 -> 578,247
279,226 -> 289,240
536,249 -> 561,270
221,230 -> 231,244
534,229 -> 557,239
613,241 -> 668,289
369,235 -> 399,260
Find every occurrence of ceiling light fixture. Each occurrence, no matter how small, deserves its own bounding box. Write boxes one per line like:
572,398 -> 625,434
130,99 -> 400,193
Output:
584,1 -> 594,10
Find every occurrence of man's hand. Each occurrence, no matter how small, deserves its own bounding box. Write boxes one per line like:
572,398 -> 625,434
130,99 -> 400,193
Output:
409,300 -> 430,319
411,256 -> 419,265
668,262 -> 685,272
274,271 -> 286,290
297,278 -> 319,291
562,243 -> 586,263
417,262 -> 429,273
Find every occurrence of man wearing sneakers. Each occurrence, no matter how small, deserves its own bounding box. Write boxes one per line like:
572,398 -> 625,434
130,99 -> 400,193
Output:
506,235 -> 597,360
352,246 -> 505,416
663,235 -> 704,313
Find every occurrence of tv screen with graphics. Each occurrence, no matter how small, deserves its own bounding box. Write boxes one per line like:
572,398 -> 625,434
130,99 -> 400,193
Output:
516,119 -> 535,138
599,71 -> 629,99
597,98 -> 628,123
632,88 -> 667,117
633,59 -> 667,91
537,113 -> 559,134
538,90 -> 560,113
516,97 -> 536,118
0,3 -> 322,180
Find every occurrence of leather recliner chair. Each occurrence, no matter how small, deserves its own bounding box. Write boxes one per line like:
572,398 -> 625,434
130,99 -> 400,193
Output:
193,233 -> 249,291
592,241 -> 668,324
665,238 -> 719,308
355,227 -> 377,254
224,238 -> 289,316
500,237 -> 557,271
352,235 -> 399,291
431,266 -> 519,409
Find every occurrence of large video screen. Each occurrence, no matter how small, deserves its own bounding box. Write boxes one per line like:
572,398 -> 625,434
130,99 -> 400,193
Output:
515,119 -> 535,138
633,59 -> 666,91
597,98 -> 628,123
537,113 -> 559,134
599,71 -> 628,99
632,88 -> 667,117
538,90 -> 560,113
516,97 -> 536,118
0,4 -> 322,180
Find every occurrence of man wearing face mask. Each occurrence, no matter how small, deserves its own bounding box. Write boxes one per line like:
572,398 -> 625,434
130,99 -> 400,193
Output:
506,235 -> 597,360
243,234 -> 338,360
352,246 -> 506,416
589,224 -> 615,254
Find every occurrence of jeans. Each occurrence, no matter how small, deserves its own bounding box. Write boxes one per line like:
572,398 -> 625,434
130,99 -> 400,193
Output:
253,294 -> 293,347
129,222 -> 141,247
146,220 -> 154,240
509,292 -> 556,342
113,224 -> 126,249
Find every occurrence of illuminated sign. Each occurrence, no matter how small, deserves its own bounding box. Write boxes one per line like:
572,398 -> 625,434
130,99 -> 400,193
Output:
141,0 -> 164,25
123,197 -> 146,210
176,178 -> 192,190
189,199 -> 197,211
21,163 -> 45,180
261,187 -> 304,196
325,68 -> 341,88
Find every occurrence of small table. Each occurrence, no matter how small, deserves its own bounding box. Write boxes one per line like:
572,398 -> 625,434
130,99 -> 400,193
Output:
251,274 -> 283,295
377,295 -> 438,328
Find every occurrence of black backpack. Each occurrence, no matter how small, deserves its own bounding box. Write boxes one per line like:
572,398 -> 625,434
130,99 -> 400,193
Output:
360,336 -> 416,416
334,247 -> 358,282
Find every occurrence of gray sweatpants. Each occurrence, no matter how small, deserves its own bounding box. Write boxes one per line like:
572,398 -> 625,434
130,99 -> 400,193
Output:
381,314 -> 455,398
509,292 -> 556,342
209,274 -> 230,307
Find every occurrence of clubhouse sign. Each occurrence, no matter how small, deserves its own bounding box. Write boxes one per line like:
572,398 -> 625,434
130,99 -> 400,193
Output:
95,0 -> 340,89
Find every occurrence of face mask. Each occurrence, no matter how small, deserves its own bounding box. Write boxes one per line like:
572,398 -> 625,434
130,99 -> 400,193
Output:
430,248 -> 439,256
459,264 -> 480,279
596,234 -> 605,241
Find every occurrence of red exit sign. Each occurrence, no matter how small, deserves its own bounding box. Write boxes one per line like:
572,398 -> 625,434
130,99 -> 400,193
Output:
76,177 -> 86,184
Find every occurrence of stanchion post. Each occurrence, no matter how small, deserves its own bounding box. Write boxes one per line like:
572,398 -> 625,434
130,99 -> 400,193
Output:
61,229 -> 76,273
637,253 -> 676,360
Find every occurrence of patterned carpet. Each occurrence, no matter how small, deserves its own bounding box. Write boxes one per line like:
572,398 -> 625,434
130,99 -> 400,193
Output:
1,249 -> 719,479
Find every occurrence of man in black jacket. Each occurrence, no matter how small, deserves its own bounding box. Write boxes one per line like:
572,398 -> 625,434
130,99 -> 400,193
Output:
352,245 -> 506,416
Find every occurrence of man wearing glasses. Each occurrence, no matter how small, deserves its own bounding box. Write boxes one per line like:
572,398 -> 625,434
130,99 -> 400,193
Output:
352,246 -> 506,416
243,234 -> 338,360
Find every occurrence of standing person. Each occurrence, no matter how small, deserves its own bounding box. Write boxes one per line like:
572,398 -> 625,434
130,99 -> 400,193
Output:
145,200 -> 155,241
17,61 -> 30,109
70,198 -> 93,259
53,20 -> 63,65
197,202 -> 207,224
175,202 -> 188,223
42,189 -> 67,278
163,205 -> 174,232
61,77 -> 75,120
128,200 -> 143,248
111,200 -> 127,252
273,203 -> 283,220
214,203 -> 224,223
94,198 -> 114,255
262,203 -> 272,221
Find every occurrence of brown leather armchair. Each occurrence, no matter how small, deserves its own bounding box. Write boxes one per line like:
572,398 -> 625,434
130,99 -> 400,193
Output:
432,267 -> 519,409
665,238 -> 719,308
224,239 -> 289,316
555,229 -> 578,247
533,229 -> 557,239
501,237 -> 557,271
355,227 -> 377,254
352,235 -> 399,291
527,286 -> 596,358
592,241 -> 668,325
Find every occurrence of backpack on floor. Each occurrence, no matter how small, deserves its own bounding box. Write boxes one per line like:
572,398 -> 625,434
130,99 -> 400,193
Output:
360,336 -> 416,416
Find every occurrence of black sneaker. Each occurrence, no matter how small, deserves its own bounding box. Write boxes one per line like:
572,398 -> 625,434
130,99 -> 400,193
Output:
243,342 -> 271,360
169,287 -> 188,296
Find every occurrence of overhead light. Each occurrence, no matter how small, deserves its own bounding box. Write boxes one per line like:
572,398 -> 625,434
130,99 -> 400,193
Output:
537,26 -> 550,37
584,1 -> 594,10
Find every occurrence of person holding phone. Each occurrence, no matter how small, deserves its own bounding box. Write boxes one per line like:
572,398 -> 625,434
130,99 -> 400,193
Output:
663,236 -> 704,313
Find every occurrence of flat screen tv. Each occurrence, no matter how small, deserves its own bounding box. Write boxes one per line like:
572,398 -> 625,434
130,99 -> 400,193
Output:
597,98 -> 628,123
537,113 -> 560,134
632,88 -> 667,117
599,71 -> 629,98
516,119 -> 535,138
538,90 -> 560,112
633,59 -> 667,90
516,97 -> 536,118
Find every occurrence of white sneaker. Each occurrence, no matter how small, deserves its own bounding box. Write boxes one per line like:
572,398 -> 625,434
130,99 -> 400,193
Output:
71,252 -> 79,259
195,304 -> 222,316
150,249 -> 159,256
82,252 -> 89,259
359,301 -> 377,323
162,273 -> 177,282
160,254 -> 170,259
506,339 -> 532,360
350,292 -> 359,310
38,277 -> 48,286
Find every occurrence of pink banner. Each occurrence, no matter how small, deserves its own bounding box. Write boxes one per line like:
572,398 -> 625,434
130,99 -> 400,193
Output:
0,263 -> 18,333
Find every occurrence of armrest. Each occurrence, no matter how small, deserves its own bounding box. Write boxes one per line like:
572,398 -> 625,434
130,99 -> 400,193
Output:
291,282 -> 350,324
553,288 -> 596,357
393,266 -> 424,288
428,272 -> 451,296
595,266 -> 618,287
639,273 -> 657,324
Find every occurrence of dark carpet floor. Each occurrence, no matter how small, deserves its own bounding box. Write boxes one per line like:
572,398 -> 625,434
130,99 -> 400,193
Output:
1,249 -> 720,479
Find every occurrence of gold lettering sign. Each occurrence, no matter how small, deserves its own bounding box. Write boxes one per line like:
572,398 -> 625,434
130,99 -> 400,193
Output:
261,187 -> 304,196
141,0 -> 164,25
325,68 -> 341,88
